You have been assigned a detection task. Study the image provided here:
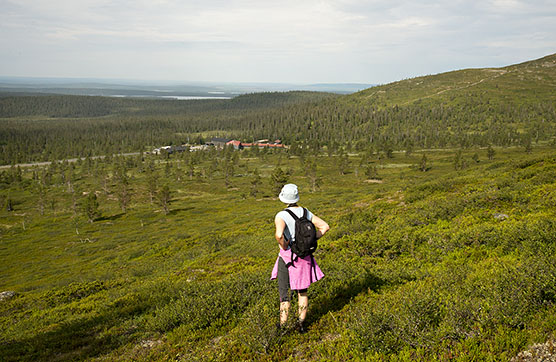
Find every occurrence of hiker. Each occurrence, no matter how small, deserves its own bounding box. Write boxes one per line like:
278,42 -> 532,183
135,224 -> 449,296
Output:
271,183 -> 329,333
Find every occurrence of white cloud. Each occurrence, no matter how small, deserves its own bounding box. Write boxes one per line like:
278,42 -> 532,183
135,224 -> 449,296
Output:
1,0 -> 555,83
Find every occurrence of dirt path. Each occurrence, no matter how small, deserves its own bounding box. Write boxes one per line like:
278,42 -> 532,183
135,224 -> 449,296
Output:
0,152 -> 140,170
400,69 -> 513,106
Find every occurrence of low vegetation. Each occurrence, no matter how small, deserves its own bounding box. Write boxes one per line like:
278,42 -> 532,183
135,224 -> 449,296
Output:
1,143 -> 555,361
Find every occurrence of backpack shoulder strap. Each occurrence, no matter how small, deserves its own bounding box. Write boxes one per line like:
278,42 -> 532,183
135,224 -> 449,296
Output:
284,208 -> 299,220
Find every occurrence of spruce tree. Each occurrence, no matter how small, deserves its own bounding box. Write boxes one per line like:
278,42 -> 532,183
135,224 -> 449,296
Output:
157,184 -> 171,215
419,153 -> 428,172
487,145 -> 495,160
305,159 -> 320,192
338,150 -> 350,175
270,167 -> 288,195
82,192 -> 100,223
146,168 -> 158,204
251,168 -> 261,198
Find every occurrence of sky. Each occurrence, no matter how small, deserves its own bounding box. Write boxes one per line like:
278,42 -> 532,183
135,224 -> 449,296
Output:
1,0 -> 555,84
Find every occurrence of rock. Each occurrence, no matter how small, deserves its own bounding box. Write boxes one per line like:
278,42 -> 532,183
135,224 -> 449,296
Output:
140,339 -> 162,348
511,340 -> 556,361
494,213 -> 509,221
0,291 -> 16,301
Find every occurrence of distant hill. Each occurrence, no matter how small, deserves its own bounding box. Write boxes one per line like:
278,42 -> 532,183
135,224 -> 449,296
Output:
344,53 -> 556,108
291,83 -> 375,94
0,91 -> 338,118
0,77 -> 372,97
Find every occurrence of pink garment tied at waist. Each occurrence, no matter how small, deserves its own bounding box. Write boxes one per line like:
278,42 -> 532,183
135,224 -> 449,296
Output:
270,248 -> 324,290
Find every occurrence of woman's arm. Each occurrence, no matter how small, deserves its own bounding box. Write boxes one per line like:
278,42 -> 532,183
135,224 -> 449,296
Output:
275,215 -> 289,250
312,215 -> 330,239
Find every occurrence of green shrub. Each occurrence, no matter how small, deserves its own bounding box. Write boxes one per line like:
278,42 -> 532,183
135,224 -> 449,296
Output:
147,272 -> 269,333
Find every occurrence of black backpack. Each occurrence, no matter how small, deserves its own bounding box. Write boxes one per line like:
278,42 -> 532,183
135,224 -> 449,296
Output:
284,208 -> 317,258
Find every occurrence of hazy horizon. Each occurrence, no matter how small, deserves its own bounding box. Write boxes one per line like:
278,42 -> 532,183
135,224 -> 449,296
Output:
0,75 -> 376,97
1,1 -> 555,84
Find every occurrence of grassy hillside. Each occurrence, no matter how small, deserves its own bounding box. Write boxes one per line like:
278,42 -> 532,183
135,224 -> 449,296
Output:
1,145 -> 555,361
346,53 -> 556,108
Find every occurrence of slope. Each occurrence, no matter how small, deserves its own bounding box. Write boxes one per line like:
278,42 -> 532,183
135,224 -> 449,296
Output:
1,145 -> 556,361
345,53 -> 556,108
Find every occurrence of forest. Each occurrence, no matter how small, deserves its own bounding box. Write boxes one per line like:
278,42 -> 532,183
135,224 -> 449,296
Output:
1,54 -> 555,166
1,53 -> 555,361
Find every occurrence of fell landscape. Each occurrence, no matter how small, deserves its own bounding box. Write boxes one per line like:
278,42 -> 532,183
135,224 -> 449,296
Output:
1,53 -> 556,361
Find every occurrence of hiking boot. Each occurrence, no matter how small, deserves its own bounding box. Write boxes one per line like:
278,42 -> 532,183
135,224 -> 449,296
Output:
276,322 -> 287,336
297,320 -> 307,334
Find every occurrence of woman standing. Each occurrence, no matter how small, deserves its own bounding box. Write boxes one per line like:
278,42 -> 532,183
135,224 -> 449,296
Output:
271,183 -> 330,333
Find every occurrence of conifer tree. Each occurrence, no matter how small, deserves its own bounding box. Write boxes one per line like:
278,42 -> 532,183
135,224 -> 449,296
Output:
164,161 -> 171,177
405,143 -> 413,157
157,184 -> 171,215
36,184 -> 46,216
114,163 -> 131,212
187,159 -> 195,180
251,168 -> 261,198
305,159 -> 320,192
117,178 -> 131,213
365,164 -> 378,179
487,145 -> 495,160
454,150 -> 464,170
5,196 -> 14,212
66,163 -> 76,192
82,192 -> 100,223
524,139 -> 533,153
419,153 -> 429,172
338,150 -> 350,175
223,159 -> 235,188
270,167 -> 288,195
146,168 -> 158,204
71,187 -> 79,217
207,159 -> 218,179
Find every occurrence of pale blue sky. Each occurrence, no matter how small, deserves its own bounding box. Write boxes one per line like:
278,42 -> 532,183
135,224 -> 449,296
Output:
1,0 -> 555,84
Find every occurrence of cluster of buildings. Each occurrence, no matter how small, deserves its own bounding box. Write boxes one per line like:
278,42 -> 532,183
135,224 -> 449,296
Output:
208,138 -> 285,150
151,137 -> 285,155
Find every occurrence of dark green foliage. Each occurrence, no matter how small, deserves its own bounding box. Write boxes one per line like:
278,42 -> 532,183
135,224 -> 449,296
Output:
454,149 -> 466,170
525,138 -> 533,153
5,195 -> 14,212
270,167 -> 288,195
337,150 -> 350,175
113,163 -> 131,213
157,184 -> 171,215
487,145 -> 496,160
250,168 -> 261,198
82,192 -> 100,222
419,153 -> 429,172
364,164 -> 378,179
145,166 -> 158,204
304,159 -> 320,192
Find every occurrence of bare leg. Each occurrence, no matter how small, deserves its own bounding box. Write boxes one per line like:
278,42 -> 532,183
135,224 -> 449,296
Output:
298,291 -> 308,322
280,301 -> 290,326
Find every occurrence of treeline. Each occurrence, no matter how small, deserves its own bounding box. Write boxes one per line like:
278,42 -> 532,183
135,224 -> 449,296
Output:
1,86 -> 555,165
0,91 -> 338,118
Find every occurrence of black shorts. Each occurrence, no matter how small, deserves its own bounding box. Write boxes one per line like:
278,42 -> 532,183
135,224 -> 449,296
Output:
278,257 -> 307,302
